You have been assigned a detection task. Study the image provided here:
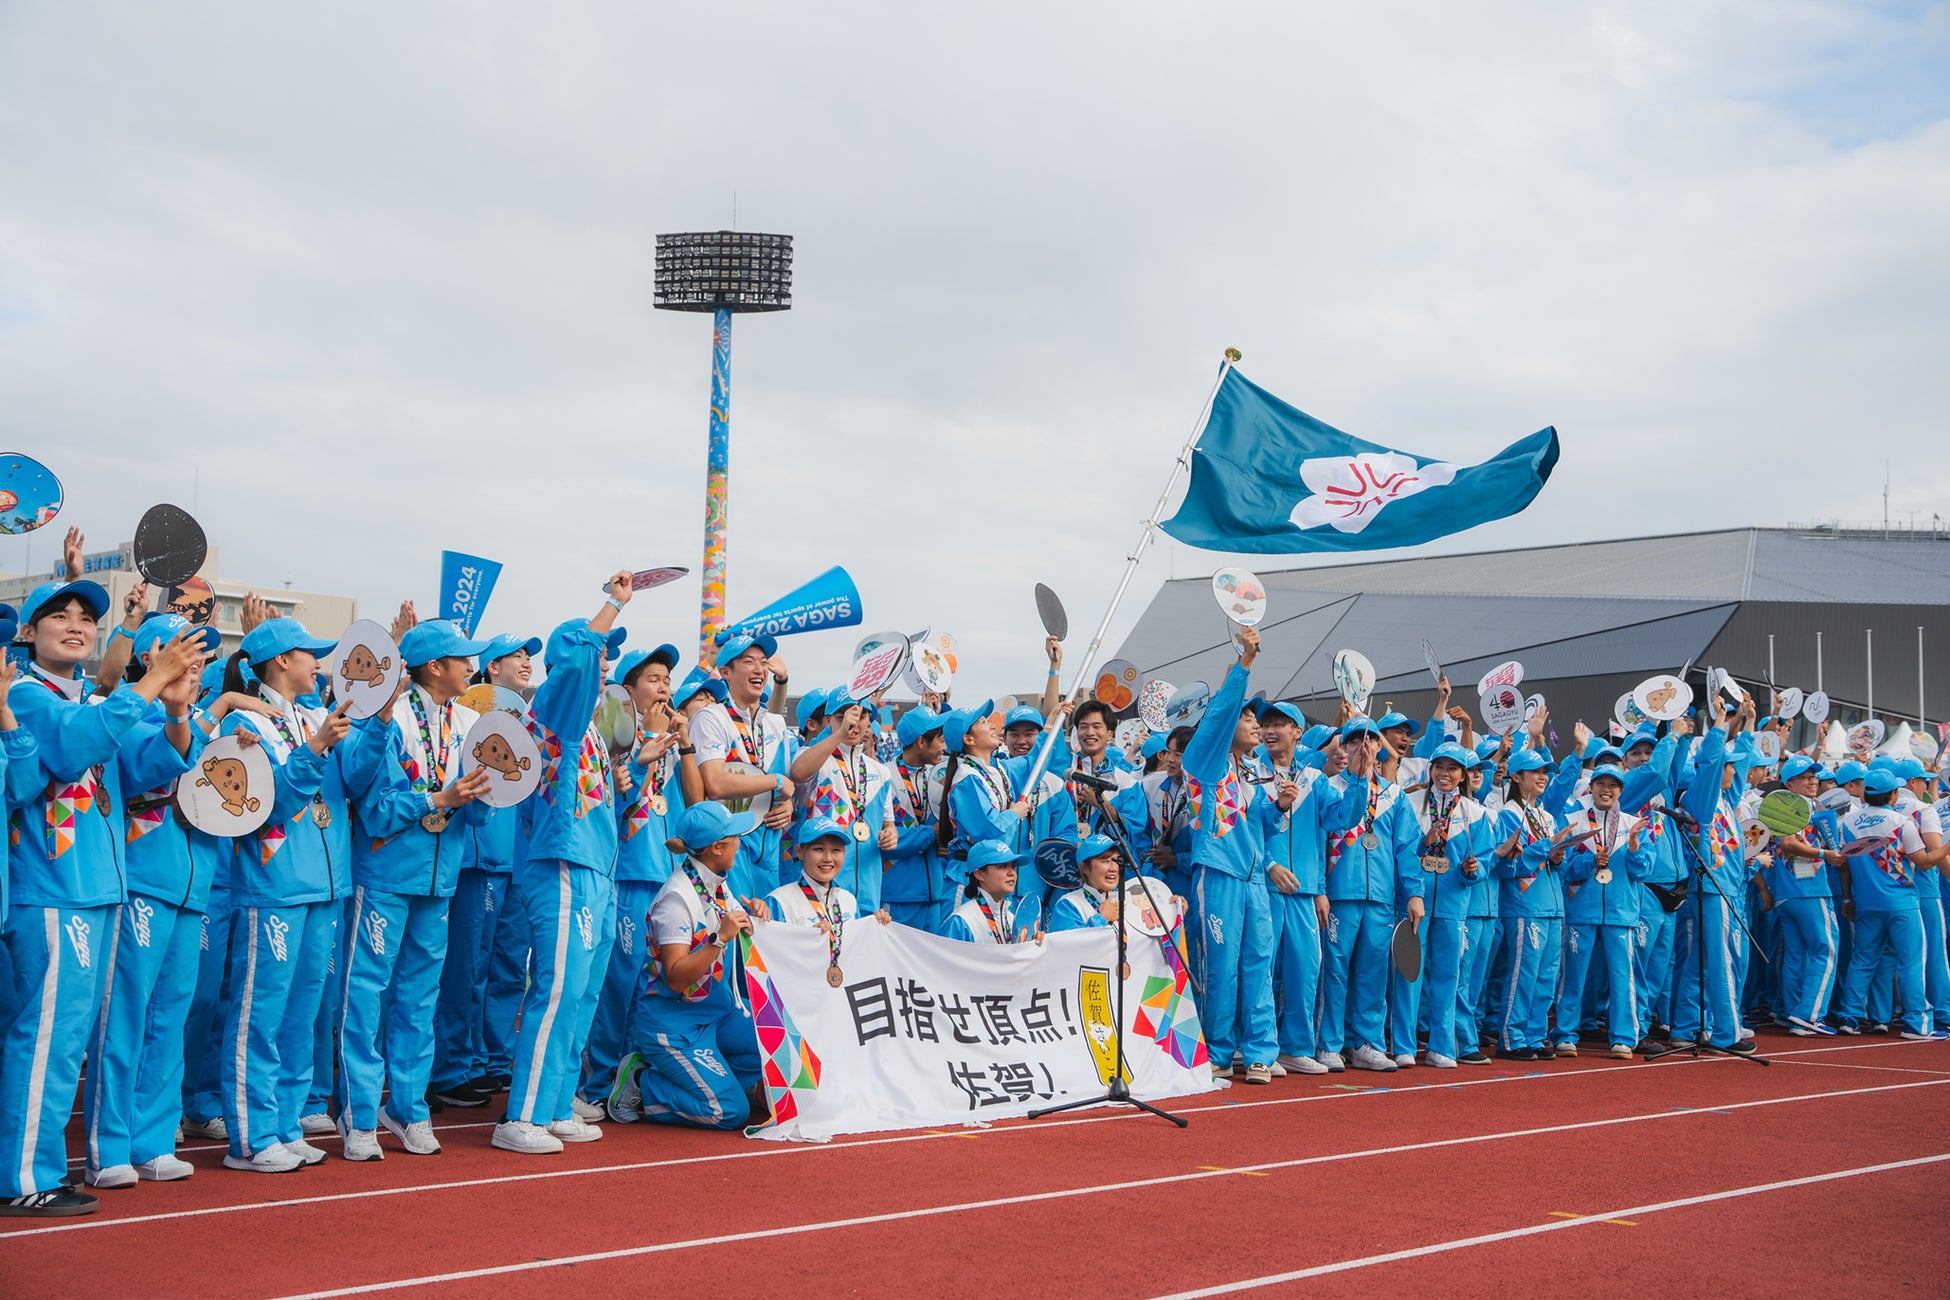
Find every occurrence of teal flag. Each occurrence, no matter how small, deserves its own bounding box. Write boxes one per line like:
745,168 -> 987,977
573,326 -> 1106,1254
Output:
1161,370 -> 1558,554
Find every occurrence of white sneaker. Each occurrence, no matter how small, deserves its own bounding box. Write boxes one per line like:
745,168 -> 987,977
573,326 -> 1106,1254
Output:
1349,1045 -> 1398,1072
135,1154 -> 195,1181
299,1112 -> 337,1136
1319,1051 -> 1346,1072
181,1116 -> 227,1141
1392,1053 -> 1417,1068
378,1108 -> 442,1155
1423,1052 -> 1458,1069
1738,1025 -> 1756,1041
280,1139 -> 328,1167
84,1164 -> 137,1189
340,1126 -> 384,1162
492,1120 -> 564,1154
548,1118 -> 603,1144
606,1054 -> 645,1124
571,1096 -> 607,1124
1210,1062 -> 1235,1080
1266,1060 -> 1287,1078
223,1145 -> 302,1174
1277,1053 -> 1329,1075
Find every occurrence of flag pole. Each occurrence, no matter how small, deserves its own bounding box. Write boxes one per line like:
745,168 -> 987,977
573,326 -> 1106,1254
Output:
1020,348 -> 1241,795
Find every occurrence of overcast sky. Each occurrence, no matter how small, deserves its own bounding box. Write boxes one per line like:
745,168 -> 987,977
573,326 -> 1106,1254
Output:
3,2 -> 1946,701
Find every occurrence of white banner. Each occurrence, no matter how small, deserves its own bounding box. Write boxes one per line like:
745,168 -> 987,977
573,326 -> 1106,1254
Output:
739,920 -> 1220,1141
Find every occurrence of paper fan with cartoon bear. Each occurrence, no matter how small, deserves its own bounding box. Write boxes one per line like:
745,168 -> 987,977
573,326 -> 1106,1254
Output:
177,734 -> 276,837
332,619 -> 405,721
460,710 -> 543,808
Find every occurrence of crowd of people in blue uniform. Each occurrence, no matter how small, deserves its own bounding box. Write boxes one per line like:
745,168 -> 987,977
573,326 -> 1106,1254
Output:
3,534 -> 1945,1220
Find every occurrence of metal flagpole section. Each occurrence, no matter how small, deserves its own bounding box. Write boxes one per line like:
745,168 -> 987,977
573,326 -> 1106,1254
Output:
1919,626 -> 1926,730
1020,348 -> 1242,795
1868,628 -> 1875,719
1816,631 -> 1824,693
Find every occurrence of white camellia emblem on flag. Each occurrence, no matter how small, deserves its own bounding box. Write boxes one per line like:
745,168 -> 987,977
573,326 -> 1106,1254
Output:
1288,452 -> 1460,533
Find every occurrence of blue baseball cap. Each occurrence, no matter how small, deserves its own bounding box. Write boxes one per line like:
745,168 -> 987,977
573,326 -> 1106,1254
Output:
400,619 -> 491,669
603,627 -> 628,663
794,816 -> 849,846
1581,737 -> 1610,762
965,840 -> 1025,871
1301,724 -> 1335,750
1506,749 -> 1551,775
1474,736 -> 1502,758
1141,732 -> 1169,758
1430,742 -> 1475,769
1892,756 -> 1929,781
197,657 -> 226,703
1624,729 -> 1659,752
1590,763 -> 1627,786
1867,754 -> 1896,771
610,644 -> 680,689
1473,752 -> 1500,773
897,705 -> 945,748
1003,705 -> 1046,730
1259,701 -> 1305,729
1341,718 -> 1381,741
1834,760 -> 1868,784
132,611 -> 220,658
794,687 -> 830,728
1376,711 -> 1420,738
1076,833 -> 1120,863
671,665 -> 728,709
1813,764 -> 1837,782
943,700 -> 995,754
478,634 -> 541,667
241,617 -> 337,666
716,630 -> 778,668
20,579 -> 110,627
0,603 -> 15,643
672,800 -> 756,851
1864,769 -> 1901,796
1781,755 -> 1818,782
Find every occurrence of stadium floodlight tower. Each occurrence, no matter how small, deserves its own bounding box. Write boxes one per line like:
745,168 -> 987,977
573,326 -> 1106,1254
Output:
654,229 -> 794,664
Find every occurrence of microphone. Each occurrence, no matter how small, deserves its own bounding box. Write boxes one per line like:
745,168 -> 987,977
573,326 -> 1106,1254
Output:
1069,769 -> 1121,794
1653,806 -> 1701,831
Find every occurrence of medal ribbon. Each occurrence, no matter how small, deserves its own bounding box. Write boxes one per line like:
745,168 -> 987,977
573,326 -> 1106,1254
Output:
406,689 -> 455,794
798,878 -> 844,968
975,894 -> 1012,943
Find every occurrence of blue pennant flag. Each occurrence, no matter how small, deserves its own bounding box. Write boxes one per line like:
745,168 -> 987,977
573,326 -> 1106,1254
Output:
439,550 -> 502,637
1161,370 -> 1558,555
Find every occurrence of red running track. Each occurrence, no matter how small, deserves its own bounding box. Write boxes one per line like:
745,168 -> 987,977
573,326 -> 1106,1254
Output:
4,1032 -> 1948,1299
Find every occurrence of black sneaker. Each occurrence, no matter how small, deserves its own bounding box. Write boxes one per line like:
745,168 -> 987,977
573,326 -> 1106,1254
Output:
1725,1039 -> 1759,1055
1458,1050 -> 1492,1065
423,1088 -> 446,1115
1496,1047 -> 1537,1061
432,1081 -> 491,1109
1,1187 -> 99,1217
480,1072 -> 512,1092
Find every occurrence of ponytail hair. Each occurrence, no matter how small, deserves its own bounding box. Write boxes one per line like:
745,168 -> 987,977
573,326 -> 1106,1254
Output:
220,649 -> 255,698
935,752 -> 962,853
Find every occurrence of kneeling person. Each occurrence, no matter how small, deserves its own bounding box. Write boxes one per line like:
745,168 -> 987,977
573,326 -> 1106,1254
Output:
606,803 -> 763,1129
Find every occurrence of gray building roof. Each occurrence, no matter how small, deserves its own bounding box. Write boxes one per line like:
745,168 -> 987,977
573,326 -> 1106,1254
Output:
1114,528 -> 1950,738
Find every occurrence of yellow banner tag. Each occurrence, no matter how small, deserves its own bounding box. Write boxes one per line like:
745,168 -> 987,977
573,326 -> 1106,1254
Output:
1077,966 -> 1129,1086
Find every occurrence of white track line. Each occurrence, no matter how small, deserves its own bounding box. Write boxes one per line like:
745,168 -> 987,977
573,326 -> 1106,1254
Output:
15,1040 -> 1938,1239
1150,1153 -> 1950,1297
256,1079 -> 1946,1298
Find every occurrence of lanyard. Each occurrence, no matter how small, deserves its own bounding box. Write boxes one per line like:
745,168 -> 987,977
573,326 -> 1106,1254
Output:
975,895 -> 1012,942
683,862 -> 729,927
797,877 -> 844,967
832,746 -> 866,818
408,690 -> 454,792
1426,789 -> 1458,848
963,756 -> 1013,810
726,705 -> 768,769
1518,800 -> 1546,843
898,763 -> 926,817
1590,804 -> 1618,853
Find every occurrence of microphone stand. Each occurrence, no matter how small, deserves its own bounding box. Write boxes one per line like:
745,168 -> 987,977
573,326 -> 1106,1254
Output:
1027,775 -> 1190,1127
1643,806 -> 1771,1066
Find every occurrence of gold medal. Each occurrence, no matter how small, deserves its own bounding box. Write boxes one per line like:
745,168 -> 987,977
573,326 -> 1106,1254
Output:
99,791 -> 112,816
825,964 -> 844,988
1422,853 -> 1448,874
421,808 -> 451,834
648,794 -> 668,817
853,820 -> 872,842
310,801 -> 332,829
